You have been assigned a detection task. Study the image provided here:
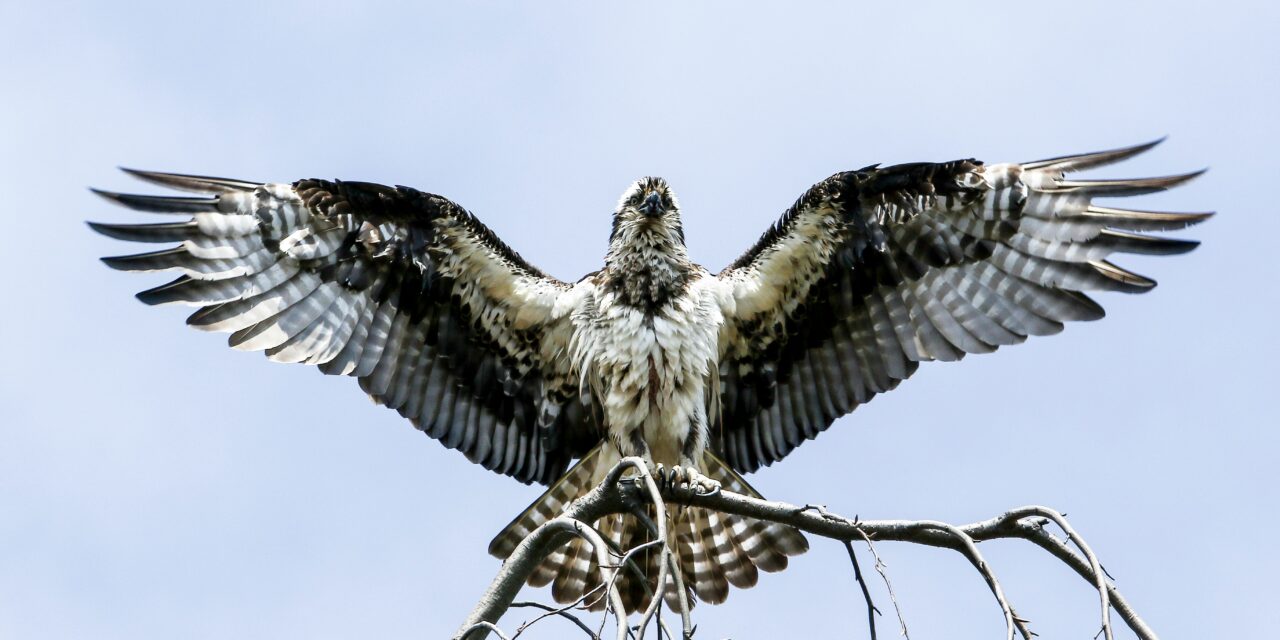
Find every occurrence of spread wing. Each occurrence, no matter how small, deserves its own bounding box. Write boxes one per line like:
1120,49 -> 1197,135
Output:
90,170 -> 600,485
713,140 -> 1209,473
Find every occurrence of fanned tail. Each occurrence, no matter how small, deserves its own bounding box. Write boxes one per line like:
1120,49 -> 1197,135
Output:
488,447 -> 808,614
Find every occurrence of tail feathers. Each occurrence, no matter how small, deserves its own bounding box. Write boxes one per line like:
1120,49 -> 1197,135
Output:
616,512 -> 654,612
703,509 -> 758,588
488,446 -> 604,559
699,455 -> 808,580
488,448 -> 808,614
683,513 -> 729,603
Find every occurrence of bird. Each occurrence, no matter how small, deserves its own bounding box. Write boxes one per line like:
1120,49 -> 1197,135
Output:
89,139 -> 1208,614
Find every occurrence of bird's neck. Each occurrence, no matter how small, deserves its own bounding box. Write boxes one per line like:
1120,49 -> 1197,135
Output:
604,231 -> 694,311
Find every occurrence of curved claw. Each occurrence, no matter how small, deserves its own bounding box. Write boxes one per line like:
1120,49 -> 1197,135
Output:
646,461 -> 722,498
678,465 -> 721,498
694,484 -> 721,499
652,463 -> 669,491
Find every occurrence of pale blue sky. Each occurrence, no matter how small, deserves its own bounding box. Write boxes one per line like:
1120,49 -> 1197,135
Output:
2,2 -> 1276,638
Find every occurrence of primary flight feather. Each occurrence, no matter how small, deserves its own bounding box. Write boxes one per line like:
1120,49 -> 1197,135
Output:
91,139 -> 1208,612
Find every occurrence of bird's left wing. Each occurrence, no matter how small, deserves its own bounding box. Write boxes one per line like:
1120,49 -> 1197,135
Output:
713,141 -> 1208,473
91,171 -> 597,485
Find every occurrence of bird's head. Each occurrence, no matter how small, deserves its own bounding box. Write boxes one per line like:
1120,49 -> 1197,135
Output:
609,176 -> 685,248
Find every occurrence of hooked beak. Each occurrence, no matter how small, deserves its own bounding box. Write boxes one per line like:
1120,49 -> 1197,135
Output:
638,191 -> 664,218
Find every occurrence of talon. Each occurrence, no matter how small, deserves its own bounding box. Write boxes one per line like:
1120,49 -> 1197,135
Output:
670,465 -> 686,489
679,466 -> 721,497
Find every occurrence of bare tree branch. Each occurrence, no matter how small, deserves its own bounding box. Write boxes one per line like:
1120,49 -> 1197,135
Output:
904,518 -> 1032,640
458,622 -> 512,640
611,458 -> 690,640
510,598 -> 601,639
455,513 -> 630,640
455,458 -> 1158,640
842,539 -> 880,640
853,526 -> 910,639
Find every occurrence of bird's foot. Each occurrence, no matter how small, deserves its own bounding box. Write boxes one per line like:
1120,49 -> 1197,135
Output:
652,463 -> 721,498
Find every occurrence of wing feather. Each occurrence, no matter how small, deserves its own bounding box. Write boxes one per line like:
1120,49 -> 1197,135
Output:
93,172 -> 597,484
714,142 -> 1207,472
264,284 -> 352,364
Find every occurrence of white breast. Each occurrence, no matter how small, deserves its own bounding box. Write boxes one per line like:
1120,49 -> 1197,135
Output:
569,274 -> 725,463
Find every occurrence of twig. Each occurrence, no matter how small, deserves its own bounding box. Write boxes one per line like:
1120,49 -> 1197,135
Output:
1009,520 -> 1151,638
607,458 -> 694,640
510,598 -> 601,639
1015,507 -> 1113,640
455,517 -> 628,640
842,539 -> 880,639
663,534 -> 692,638
459,622 -> 511,640
600,538 -> 663,640
909,520 -> 1032,640
853,527 -> 909,640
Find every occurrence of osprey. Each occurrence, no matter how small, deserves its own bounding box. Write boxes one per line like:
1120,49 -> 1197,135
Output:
91,140 -> 1207,613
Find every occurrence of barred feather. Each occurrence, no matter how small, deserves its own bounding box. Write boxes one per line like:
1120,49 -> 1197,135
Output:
716,140 -> 1208,472
489,449 -> 807,614
92,168 -> 587,486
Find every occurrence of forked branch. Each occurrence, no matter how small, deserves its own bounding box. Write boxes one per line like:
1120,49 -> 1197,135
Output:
455,458 -> 1155,640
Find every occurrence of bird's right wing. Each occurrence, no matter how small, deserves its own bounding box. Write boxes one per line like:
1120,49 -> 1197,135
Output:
91,171 -> 600,485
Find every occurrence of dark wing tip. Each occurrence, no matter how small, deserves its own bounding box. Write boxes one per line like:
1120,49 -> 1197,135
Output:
118,167 -> 260,193
1021,138 -> 1169,173
99,246 -> 188,272
1181,167 -> 1210,181
88,189 -> 220,213
1100,229 -> 1203,256
1160,238 -> 1201,254
1109,136 -> 1168,158
1091,260 -> 1158,291
1083,206 -> 1215,232
89,187 -> 125,204
86,220 -> 198,242
1137,135 -> 1168,152
86,220 -> 116,237
134,276 -> 192,305
99,254 -> 133,270
1056,168 -> 1207,196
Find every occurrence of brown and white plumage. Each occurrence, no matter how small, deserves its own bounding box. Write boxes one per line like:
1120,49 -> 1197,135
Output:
91,140 -> 1208,613
92,174 -> 598,485
712,140 -> 1207,472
